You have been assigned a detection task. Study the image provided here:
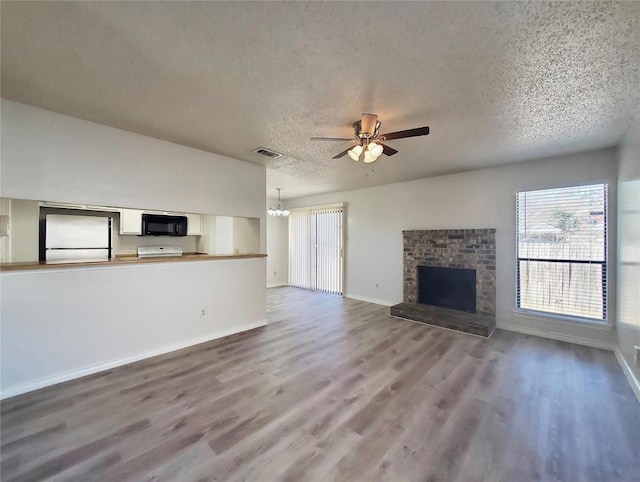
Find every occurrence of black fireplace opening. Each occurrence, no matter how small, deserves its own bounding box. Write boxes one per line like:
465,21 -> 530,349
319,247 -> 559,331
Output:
418,266 -> 476,313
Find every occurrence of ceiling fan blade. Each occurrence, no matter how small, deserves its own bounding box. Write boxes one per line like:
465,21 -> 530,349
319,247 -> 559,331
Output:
379,143 -> 399,156
310,137 -> 354,141
332,148 -> 352,159
380,126 -> 429,141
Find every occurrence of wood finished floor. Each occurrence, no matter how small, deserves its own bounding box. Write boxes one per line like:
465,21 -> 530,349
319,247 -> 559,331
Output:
1,287 -> 639,482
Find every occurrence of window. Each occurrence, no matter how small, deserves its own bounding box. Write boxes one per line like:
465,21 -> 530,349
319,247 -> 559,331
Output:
289,205 -> 343,295
516,184 -> 607,322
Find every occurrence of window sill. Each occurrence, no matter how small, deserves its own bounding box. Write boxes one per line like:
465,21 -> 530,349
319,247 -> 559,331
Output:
512,309 -> 613,331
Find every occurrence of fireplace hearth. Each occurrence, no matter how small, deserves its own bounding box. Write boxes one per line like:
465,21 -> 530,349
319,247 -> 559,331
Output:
390,228 -> 496,337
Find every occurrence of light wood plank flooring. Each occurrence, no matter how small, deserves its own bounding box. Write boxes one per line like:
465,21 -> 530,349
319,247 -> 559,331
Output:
1,287 -> 639,481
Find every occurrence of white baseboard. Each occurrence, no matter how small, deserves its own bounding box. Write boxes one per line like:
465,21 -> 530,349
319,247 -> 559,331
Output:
344,293 -> 396,307
497,321 -> 615,351
267,282 -> 288,288
0,319 -> 267,400
615,348 -> 640,403
499,322 -> 640,401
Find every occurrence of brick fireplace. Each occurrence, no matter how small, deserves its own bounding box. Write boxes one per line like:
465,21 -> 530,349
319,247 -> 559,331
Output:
390,228 -> 496,337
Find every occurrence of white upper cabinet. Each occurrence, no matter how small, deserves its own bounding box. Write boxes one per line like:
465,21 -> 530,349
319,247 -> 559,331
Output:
119,209 -> 143,235
186,213 -> 202,236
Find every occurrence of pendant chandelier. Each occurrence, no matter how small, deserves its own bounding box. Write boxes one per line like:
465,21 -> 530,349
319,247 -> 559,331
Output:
268,188 -> 290,216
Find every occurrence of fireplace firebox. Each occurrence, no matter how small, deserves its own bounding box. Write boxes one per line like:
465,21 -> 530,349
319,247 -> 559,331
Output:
418,266 -> 476,313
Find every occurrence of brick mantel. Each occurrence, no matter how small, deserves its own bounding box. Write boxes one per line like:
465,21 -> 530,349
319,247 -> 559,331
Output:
402,229 -> 496,315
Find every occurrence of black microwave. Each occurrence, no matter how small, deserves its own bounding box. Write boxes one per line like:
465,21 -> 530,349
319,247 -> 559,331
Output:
141,214 -> 188,236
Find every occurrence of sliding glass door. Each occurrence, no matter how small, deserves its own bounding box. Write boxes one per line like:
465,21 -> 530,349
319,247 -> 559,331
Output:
289,205 -> 343,295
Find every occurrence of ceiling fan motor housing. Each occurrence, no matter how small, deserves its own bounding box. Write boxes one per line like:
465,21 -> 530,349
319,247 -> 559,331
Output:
355,113 -> 381,140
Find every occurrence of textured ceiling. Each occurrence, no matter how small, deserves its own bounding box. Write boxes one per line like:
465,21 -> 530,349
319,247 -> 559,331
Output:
2,1 -> 639,199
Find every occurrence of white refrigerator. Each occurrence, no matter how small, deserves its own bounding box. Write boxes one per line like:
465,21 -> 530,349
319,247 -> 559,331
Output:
45,214 -> 111,261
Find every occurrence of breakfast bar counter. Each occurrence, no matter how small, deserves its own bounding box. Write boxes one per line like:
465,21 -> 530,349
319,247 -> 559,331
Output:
0,253 -> 267,272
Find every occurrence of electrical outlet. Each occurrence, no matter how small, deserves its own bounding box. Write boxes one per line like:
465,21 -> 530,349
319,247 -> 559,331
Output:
200,309 -> 206,318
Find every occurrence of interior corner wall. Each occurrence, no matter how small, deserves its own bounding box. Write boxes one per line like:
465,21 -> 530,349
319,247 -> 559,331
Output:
287,148 -> 619,347
266,198 -> 289,287
617,115 -> 640,386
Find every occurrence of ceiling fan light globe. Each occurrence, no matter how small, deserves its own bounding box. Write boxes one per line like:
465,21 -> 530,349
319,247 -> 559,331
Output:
348,145 -> 363,161
363,151 -> 376,163
368,142 -> 383,157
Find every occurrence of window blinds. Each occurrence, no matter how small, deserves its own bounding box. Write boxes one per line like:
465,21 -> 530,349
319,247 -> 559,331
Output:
289,205 -> 343,295
516,184 -> 607,321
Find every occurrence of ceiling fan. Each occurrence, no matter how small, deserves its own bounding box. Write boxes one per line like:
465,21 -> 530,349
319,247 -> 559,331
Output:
310,113 -> 429,163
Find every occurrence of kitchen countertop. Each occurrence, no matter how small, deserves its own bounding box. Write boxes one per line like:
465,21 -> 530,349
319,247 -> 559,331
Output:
0,253 -> 267,272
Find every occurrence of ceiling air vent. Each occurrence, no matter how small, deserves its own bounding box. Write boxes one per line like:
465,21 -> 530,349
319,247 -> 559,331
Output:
252,147 -> 283,159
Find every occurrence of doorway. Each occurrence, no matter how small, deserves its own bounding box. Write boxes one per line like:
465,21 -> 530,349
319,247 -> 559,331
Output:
288,205 -> 344,295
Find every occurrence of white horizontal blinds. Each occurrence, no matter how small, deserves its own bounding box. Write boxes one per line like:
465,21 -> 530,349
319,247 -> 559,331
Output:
288,205 -> 343,295
289,210 -> 312,289
311,206 -> 343,295
516,184 -> 607,320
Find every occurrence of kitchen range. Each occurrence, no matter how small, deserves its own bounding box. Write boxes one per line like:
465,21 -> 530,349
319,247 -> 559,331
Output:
137,246 -> 183,258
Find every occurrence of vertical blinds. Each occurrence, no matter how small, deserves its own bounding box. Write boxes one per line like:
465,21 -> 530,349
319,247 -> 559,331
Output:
289,210 -> 312,290
289,205 -> 343,295
516,184 -> 607,321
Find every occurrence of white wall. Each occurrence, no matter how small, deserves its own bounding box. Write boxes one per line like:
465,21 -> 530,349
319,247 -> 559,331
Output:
197,214 -> 216,254
1,259 -> 266,398
266,202 -> 289,287
0,100 -> 267,397
0,100 -> 266,247
617,116 -> 640,389
0,199 -> 10,262
9,199 -> 39,262
233,217 -> 260,254
287,148 -> 618,347
215,216 -> 235,254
